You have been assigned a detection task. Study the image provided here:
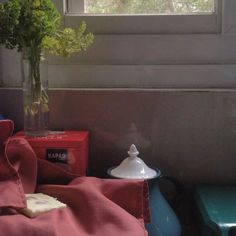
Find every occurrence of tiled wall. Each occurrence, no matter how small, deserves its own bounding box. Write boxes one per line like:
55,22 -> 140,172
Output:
1,88 -> 236,185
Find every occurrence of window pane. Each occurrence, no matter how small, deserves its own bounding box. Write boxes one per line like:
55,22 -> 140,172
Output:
84,0 -> 215,14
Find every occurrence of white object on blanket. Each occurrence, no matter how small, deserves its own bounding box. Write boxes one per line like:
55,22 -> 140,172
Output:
19,193 -> 67,218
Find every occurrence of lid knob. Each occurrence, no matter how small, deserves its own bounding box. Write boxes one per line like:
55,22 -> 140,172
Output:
128,144 -> 139,158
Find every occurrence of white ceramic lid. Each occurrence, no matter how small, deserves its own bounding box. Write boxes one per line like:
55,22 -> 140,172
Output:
110,144 -> 157,179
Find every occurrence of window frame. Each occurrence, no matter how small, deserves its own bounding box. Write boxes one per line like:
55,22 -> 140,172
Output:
37,0 -> 236,90
62,0 -> 222,35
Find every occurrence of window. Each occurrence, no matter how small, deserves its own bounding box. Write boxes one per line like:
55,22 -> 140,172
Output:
68,0 -> 215,14
64,0 -> 220,34
44,0 -> 229,89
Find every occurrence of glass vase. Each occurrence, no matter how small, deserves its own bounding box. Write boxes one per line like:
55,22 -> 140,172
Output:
21,47 -> 50,137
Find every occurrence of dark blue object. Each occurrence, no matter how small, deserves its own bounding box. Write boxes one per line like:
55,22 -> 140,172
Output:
0,114 -> 4,120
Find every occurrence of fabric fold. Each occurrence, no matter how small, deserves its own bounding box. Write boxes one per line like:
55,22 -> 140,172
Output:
0,120 -> 26,209
0,120 -> 149,236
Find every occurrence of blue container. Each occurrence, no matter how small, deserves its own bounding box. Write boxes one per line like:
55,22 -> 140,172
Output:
0,114 -> 4,120
145,172 -> 181,236
107,167 -> 181,236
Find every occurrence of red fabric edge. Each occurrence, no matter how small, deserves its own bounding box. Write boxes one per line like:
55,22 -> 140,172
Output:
142,180 -> 151,223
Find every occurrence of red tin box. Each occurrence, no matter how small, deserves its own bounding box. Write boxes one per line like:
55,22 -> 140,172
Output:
15,131 -> 89,176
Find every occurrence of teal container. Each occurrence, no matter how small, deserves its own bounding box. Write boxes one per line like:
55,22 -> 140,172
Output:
195,185 -> 236,236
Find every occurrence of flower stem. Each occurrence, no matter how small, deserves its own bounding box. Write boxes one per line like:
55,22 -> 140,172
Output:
22,45 -> 49,116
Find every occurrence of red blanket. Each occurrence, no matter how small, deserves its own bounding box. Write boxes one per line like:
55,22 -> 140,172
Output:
0,120 -> 150,236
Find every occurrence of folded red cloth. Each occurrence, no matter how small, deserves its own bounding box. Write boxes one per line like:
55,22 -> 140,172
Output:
0,120 -> 150,236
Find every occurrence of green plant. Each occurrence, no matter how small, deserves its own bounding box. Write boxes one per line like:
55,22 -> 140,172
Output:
0,0 -> 94,117
0,0 -> 94,55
